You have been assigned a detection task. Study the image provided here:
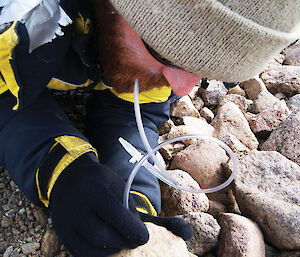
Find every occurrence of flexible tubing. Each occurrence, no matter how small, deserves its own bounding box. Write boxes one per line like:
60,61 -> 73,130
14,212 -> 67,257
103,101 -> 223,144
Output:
123,80 -> 238,209
133,79 -> 179,186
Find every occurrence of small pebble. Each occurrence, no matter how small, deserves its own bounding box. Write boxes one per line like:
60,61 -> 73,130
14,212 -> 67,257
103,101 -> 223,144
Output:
21,242 -> 40,255
1,216 -> 13,228
3,246 -> 14,257
18,208 -> 25,215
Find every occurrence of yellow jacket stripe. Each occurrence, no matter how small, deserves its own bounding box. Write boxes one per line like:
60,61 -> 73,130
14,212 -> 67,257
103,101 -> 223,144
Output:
36,136 -> 98,207
0,21 -> 20,110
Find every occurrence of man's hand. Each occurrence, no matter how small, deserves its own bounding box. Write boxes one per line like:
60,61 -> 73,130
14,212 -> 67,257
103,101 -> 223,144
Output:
48,152 -> 149,257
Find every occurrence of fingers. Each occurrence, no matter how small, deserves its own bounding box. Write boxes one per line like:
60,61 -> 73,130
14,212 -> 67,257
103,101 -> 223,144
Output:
140,213 -> 193,241
75,211 -> 145,250
94,195 -> 149,248
66,229 -> 121,257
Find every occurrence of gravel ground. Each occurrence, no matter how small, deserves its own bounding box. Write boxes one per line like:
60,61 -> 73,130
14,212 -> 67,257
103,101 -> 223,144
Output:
0,90 -> 89,257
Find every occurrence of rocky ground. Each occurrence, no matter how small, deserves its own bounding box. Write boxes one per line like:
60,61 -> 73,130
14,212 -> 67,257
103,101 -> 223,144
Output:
1,41 -> 300,257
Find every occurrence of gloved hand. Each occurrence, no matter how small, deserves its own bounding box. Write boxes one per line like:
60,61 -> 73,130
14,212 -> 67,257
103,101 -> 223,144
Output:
49,152 -> 148,257
49,152 -> 193,256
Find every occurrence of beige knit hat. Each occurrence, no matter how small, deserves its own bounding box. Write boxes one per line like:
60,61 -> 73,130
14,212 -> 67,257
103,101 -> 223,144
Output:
109,0 -> 300,82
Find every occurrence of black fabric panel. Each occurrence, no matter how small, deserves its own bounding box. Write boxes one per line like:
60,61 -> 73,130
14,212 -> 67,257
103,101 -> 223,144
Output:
131,193 -> 151,214
85,90 -> 171,214
38,144 -> 67,200
0,90 -> 87,205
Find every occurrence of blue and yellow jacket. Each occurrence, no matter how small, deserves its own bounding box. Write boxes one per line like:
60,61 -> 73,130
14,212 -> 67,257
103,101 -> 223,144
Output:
0,0 -> 172,215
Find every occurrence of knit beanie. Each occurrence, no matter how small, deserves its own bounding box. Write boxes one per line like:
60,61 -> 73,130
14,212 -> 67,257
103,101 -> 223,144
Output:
109,0 -> 300,82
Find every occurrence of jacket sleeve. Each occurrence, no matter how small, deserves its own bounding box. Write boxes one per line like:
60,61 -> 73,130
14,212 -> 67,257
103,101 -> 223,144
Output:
85,88 -> 172,215
0,90 -> 96,206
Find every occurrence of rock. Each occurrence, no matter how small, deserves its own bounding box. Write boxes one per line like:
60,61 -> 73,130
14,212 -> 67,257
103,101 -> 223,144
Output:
21,242 -> 40,255
244,111 -> 257,123
170,96 -> 200,118
286,94 -> 300,112
276,251 -> 300,257
242,77 -> 266,100
188,86 -> 200,99
199,107 -> 214,123
159,141 -> 186,161
265,53 -> 286,69
251,90 -> 282,114
207,200 -> 227,218
158,119 -> 175,135
192,97 -> 205,111
283,40 -> 300,66
260,65 -> 300,97
160,169 -> 209,216
261,110 -> 300,165
242,77 -> 282,113
198,80 -> 228,107
1,216 -> 13,228
180,212 -> 220,256
275,92 -> 286,99
32,206 -> 49,226
265,244 -> 281,257
217,213 -> 265,257
227,84 -> 246,97
211,102 -> 259,150
182,116 -> 214,133
248,101 -> 291,135
41,229 -> 61,257
218,94 -> 248,113
219,133 -> 250,154
110,222 -> 191,257
168,122 -> 214,146
3,246 -> 14,257
231,151 -> 300,250
170,141 -> 230,204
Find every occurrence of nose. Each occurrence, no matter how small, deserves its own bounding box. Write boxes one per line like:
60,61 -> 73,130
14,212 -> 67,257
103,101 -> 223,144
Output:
162,66 -> 202,96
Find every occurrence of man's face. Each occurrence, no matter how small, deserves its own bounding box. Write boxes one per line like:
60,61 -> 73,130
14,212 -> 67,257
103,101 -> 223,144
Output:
92,0 -> 202,96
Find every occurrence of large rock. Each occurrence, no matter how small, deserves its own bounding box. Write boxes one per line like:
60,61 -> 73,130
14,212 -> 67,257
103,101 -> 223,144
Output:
219,133 -> 250,154
170,141 -> 230,204
260,65 -> 300,97
217,213 -> 265,257
198,80 -> 228,107
158,119 -> 175,135
160,169 -> 209,216
242,77 -> 266,100
286,94 -> 300,112
262,110 -> 300,165
250,89 -> 282,114
159,137 -> 185,161
283,40 -> 300,66
227,84 -> 246,97
248,101 -> 291,135
211,102 -> 259,150
230,151 -> 300,250
181,212 -> 220,256
168,120 -> 214,146
200,107 -> 215,123
111,223 -> 192,257
241,77 -> 282,113
218,94 -> 248,113
41,229 -> 61,257
277,251 -> 300,257
170,96 -> 200,118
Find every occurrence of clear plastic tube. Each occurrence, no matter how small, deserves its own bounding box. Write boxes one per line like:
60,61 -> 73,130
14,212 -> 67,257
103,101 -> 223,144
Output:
123,79 -> 238,209
133,80 -> 178,186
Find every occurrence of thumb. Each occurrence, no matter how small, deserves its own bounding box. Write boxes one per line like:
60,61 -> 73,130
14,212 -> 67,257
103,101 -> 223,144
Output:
139,213 -> 193,241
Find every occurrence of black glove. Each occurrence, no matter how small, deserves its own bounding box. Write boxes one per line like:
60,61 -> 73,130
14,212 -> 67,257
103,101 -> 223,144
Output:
139,213 -> 193,241
48,152 -> 193,256
48,152 -> 148,257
